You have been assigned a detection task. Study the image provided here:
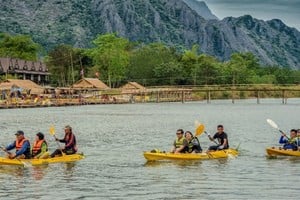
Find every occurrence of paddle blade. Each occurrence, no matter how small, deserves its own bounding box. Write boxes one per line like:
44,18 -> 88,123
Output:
195,124 -> 205,137
266,119 -> 278,129
49,125 -> 56,136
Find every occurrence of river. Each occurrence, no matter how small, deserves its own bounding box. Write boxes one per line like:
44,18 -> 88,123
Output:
0,98 -> 299,199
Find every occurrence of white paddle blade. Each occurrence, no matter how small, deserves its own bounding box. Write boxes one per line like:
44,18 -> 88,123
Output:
266,119 -> 278,129
194,120 -> 200,128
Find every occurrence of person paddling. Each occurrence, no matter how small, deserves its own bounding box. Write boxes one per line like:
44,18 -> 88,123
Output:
4,130 -> 31,159
207,125 -> 229,151
279,129 -> 298,150
50,125 -> 77,157
170,129 -> 188,153
32,132 -> 49,159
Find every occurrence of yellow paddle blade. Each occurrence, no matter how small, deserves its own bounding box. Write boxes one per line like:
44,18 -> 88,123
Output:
195,124 -> 205,137
49,125 -> 56,136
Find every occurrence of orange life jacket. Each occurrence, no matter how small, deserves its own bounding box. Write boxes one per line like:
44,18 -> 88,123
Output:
32,140 -> 47,155
16,138 -> 29,150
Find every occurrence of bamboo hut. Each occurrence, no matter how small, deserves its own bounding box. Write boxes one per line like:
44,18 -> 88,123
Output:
120,82 -> 146,93
72,78 -> 110,90
0,79 -> 44,95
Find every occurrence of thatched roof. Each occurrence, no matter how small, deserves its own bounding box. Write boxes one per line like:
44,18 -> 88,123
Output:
0,79 -> 44,94
121,82 -> 146,93
72,78 -> 110,90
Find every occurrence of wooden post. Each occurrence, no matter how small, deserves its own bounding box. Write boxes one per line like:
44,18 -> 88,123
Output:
256,90 -> 260,104
282,90 -> 286,104
181,90 -> 185,103
282,90 -> 287,104
156,91 -> 160,103
206,90 -> 211,104
232,90 -> 235,104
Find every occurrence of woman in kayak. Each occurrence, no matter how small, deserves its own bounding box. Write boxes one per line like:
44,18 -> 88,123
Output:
50,125 -> 77,157
32,132 -> 49,159
279,129 -> 298,150
185,131 -> 202,153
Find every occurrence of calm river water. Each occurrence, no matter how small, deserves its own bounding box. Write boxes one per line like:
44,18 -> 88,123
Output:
0,99 -> 300,200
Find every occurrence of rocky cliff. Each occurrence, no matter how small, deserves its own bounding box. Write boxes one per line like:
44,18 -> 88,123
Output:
0,0 -> 299,69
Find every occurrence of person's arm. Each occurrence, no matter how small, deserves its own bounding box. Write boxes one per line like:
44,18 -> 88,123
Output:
15,141 -> 30,157
5,142 -> 16,151
279,136 -> 287,144
175,139 -> 188,153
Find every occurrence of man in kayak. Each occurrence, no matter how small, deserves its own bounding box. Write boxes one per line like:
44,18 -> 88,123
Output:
171,129 -> 188,153
4,130 -> 31,159
279,129 -> 298,150
185,131 -> 202,153
50,125 -> 77,157
207,125 -> 229,151
32,132 -> 49,159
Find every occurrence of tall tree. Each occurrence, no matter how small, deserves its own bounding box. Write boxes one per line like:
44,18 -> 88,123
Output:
88,33 -> 130,88
46,45 -> 83,86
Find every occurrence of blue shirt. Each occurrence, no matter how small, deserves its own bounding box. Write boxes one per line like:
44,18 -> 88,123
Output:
6,140 -> 30,157
279,136 -> 297,150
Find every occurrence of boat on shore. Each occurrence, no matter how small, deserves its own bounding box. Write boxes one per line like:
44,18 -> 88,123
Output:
143,148 -> 238,161
0,153 -> 84,166
266,147 -> 300,157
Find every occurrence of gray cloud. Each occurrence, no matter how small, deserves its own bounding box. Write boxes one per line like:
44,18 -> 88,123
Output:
202,0 -> 300,30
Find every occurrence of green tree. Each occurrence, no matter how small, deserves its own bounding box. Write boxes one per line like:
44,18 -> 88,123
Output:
194,54 -> 221,85
128,43 -> 181,86
181,45 -> 199,85
88,33 -> 130,88
0,33 -> 41,60
46,45 -> 83,86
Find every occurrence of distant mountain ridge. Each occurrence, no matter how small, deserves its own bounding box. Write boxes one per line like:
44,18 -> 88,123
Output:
183,0 -> 218,20
0,0 -> 299,69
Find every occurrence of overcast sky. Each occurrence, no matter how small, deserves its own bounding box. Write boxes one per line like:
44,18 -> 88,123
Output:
202,0 -> 300,30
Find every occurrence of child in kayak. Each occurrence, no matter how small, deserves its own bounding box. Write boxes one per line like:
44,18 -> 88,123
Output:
207,125 -> 229,151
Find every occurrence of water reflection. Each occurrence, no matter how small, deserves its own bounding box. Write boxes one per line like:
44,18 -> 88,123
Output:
144,160 -> 202,168
0,166 -> 25,177
32,165 -> 48,180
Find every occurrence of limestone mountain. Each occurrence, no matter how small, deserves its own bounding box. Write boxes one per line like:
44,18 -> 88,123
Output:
0,0 -> 299,69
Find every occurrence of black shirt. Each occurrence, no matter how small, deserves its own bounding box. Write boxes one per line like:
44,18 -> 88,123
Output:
213,132 -> 229,148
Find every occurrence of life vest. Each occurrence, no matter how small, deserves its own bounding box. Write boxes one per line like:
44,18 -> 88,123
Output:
188,137 -> 201,153
16,138 -> 29,150
175,137 -> 185,148
32,140 -> 47,156
15,138 -> 31,158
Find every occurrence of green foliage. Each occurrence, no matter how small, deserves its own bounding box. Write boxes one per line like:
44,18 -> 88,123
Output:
45,45 -> 84,87
0,33 -> 41,60
87,33 -> 130,87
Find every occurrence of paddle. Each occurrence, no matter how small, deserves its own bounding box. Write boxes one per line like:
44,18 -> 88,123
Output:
195,123 -> 205,137
204,131 -> 218,145
266,119 -> 290,140
0,146 -> 31,167
49,125 -> 65,156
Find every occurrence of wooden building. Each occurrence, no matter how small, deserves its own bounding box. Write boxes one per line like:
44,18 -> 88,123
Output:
120,81 -> 146,93
0,57 -> 50,84
72,78 -> 110,90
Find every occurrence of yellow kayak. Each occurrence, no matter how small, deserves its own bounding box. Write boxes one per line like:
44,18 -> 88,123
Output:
143,148 -> 238,161
0,153 -> 84,166
266,147 -> 300,157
